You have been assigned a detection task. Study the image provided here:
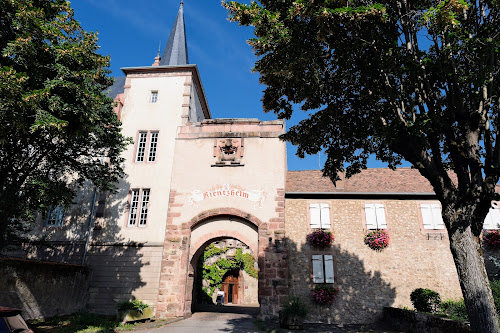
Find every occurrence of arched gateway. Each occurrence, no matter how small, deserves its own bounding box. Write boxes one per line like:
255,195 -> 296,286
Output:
188,215 -> 259,309
155,118 -> 288,320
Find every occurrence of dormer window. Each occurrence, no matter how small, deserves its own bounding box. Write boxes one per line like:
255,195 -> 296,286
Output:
150,91 -> 158,103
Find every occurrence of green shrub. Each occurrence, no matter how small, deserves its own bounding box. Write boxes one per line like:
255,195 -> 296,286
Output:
440,299 -> 468,322
117,299 -> 149,314
281,296 -> 308,320
410,288 -> 441,312
490,279 -> 500,314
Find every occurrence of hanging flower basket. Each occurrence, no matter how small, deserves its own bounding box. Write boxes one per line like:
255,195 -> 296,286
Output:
307,229 -> 334,247
311,285 -> 339,305
483,230 -> 500,249
364,229 -> 390,250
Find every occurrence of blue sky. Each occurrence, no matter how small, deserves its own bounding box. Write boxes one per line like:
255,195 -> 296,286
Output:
71,0 -> 390,171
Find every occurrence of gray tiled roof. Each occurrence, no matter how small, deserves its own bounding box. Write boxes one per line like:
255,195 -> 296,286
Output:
160,3 -> 189,66
105,77 -> 125,99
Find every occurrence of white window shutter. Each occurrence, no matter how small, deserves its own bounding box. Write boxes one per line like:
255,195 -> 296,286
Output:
375,204 -> 387,229
324,255 -> 335,283
491,204 -> 500,229
312,255 -> 324,283
365,204 -> 377,229
310,204 -> 321,229
420,204 -> 434,229
431,204 -> 445,229
320,204 -> 331,229
485,204 -> 500,230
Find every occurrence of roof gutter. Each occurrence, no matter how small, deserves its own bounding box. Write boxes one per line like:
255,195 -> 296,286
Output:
285,191 -> 437,200
286,192 -> 435,196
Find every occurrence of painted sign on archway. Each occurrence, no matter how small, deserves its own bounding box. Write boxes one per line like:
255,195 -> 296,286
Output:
188,184 -> 266,208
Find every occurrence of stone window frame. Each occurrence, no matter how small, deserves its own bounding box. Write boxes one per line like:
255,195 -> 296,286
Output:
307,201 -> 333,231
309,252 -> 337,284
416,201 -> 447,234
125,188 -> 152,228
361,201 -> 389,231
133,130 -> 160,164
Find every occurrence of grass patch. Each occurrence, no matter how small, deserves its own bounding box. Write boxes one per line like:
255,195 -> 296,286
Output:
29,311 -> 138,333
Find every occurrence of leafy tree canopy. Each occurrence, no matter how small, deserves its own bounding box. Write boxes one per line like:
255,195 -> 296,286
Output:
0,0 -> 129,249
224,0 -> 500,332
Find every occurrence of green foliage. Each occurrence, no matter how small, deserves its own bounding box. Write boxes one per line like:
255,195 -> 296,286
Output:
440,299 -> 468,322
281,296 -> 308,320
201,245 -> 258,294
410,288 -> 441,313
117,300 -> 149,314
0,0 -> 130,249
29,311 -> 135,333
235,248 -> 259,278
224,0 -> 500,330
491,279 -> 500,314
203,244 -> 228,260
201,287 -> 215,304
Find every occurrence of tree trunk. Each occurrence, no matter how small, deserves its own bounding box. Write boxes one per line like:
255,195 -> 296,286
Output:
449,224 -> 499,333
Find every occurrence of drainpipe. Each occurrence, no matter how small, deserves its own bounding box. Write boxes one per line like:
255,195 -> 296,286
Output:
82,187 -> 98,265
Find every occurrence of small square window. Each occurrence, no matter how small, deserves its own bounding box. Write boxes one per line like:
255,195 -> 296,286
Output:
150,91 -> 158,103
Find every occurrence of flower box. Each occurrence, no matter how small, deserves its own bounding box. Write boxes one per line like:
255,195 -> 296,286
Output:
311,285 -> 339,305
307,229 -> 334,247
483,230 -> 500,249
364,229 -> 390,250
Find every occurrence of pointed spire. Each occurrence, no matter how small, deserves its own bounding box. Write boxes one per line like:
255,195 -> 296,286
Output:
159,2 -> 189,66
152,42 -> 161,66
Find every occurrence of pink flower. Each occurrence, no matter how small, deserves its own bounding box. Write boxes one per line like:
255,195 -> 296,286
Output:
307,230 -> 334,247
364,230 -> 390,250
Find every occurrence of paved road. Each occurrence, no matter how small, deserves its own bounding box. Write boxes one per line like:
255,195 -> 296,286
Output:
134,311 -> 260,333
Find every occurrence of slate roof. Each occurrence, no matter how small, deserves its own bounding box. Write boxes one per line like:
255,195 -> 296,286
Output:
105,77 -> 126,99
160,3 -> 189,66
286,169 -> 436,194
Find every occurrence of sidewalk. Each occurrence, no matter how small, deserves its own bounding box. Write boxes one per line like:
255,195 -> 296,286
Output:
126,315 -> 404,333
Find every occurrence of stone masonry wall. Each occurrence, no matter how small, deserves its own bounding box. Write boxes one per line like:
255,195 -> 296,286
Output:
0,258 -> 89,319
86,243 -> 163,315
285,198 -> 462,324
156,190 -> 289,319
7,242 -> 163,316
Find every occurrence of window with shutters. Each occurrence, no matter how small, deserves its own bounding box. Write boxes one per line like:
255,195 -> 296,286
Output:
134,131 -> 159,163
420,203 -> 445,230
364,203 -> 387,229
45,205 -> 65,227
484,202 -> 500,230
310,203 -> 331,229
127,189 -> 151,227
311,254 -> 335,284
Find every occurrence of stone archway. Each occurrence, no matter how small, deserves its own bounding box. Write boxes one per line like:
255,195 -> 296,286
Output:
185,215 -> 259,314
189,237 -> 259,310
157,206 -> 288,320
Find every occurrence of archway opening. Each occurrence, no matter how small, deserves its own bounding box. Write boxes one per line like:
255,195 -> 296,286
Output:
190,237 -> 259,314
